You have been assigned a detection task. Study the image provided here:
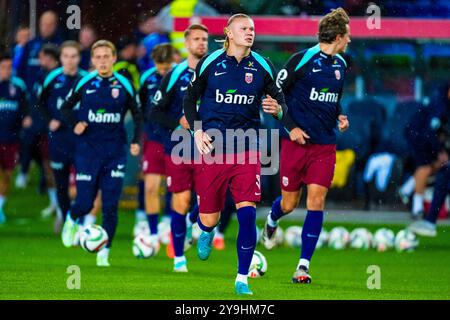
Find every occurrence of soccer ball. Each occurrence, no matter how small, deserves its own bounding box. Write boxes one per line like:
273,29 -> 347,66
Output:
80,224 -> 108,253
395,229 -> 419,252
316,229 -> 329,249
157,220 -> 171,245
248,250 -> 268,278
133,220 -> 150,238
373,228 -> 395,252
284,226 -> 302,248
328,227 -> 350,250
275,226 -> 284,246
349,228 -> 373,250
132,233 -> 160,258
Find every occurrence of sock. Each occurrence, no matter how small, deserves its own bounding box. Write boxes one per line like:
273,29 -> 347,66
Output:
215,231 -> 224,240
137,180 -> 145,211
83,213 -> 97,226
98,247 -> 109,258
268,196 -> 284,226
174,255 -> 186,265
235,273 -> 248,285
236,206 -> 257,276
48,188 -> 58,207
170,209 -> 186,257
197,215 -> 215,233
135,210 -> 146,222
102,210 -> 118,249
400,176 -> 416,197
149,234 -> 158,244
300,210 -> 324,263
425,166 -> 450,224
67,211 -> 77,223
412,193 -> 424,214
188,204 -> 199,225
147,214 -> 159,235
297,258 -> 310,271
0,195 -> 6,209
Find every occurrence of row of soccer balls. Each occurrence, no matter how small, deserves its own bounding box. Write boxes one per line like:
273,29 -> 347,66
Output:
78,221 -> 419,260
281,226 -> 419,252
79,223 -> 267,279
131,221 -> 420,254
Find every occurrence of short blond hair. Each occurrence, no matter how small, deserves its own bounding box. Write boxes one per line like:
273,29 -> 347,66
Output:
223,13 -> 252,50
91,40 -> 117,57
60,40 -> 82,55
184,24 -> 208,39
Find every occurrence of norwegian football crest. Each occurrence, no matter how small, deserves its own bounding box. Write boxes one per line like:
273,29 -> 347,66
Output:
245,73 -> 253,84
335,70 -> 341,80
111,88 -> 119,98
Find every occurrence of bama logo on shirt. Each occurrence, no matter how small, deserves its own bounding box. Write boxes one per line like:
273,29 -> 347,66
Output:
309,87 -> 339,103
88,109 -> 121,123
215,89 -> 255,105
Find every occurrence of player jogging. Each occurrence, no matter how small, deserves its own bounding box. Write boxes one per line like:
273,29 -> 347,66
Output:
35,41 -> 88,228
150,24 -> 208,272
0,53 -> 32,224
138,43 -> 174,251
261,8 -> 351,284
183,14 -> 300,295
60,40 -> 142,267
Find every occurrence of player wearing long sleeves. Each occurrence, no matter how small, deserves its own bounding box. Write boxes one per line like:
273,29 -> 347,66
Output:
149,24 -> 208,272
183,14 -> 300,295
35,41 -> 88,228
138,43 -> 174,252
60,40 -> 142,267
261,8 -> 351,285
0,53 -> 32,224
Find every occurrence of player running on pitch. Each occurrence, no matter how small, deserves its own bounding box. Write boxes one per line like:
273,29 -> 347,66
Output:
150,24 -> 209,272
183,14 -> 300,295
261,8 -> 351,284
0,53 -> 32,224
138,43 -> 174,253
35,41 -> 88,227
60,40 -> 142,267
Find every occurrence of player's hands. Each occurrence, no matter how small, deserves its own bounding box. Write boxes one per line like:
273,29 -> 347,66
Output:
130,143 -> 140,156
194,129 -> 214,155
74,121 -> 88,135
338,115 -> 349,132
49,119 -> 61,132
262,95 -> 281,117
179,115 -> 190,130
289,127 -> 310,145
22,116 -> 32,128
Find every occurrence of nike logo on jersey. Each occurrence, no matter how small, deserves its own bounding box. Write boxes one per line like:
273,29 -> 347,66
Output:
180,86 -> 188,91
312,68 -> 322,73
148,84 -> 157,89
117,164 -> 125,170
214,71 -> 227,76
241,245 -> 253,250
54,83 -> 64,89
86,89 -> 96,94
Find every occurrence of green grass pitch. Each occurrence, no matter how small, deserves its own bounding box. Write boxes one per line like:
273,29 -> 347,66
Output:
1,177 -> 450,300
